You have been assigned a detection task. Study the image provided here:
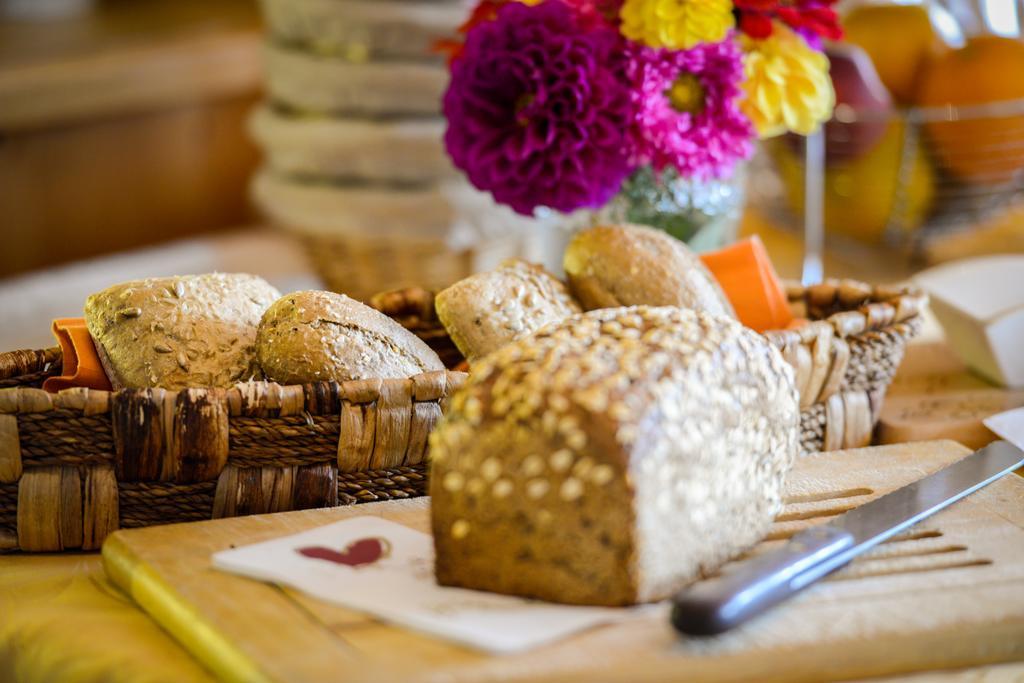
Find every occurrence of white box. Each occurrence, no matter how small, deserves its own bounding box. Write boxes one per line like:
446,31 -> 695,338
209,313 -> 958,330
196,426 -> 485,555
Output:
915,255 -> 1024,387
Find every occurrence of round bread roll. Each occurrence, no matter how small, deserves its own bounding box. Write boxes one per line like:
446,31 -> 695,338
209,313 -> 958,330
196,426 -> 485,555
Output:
256,290 -> 444,384
563,224 -> 735,318
435,259 -> 582,363
84,273 -> 281,390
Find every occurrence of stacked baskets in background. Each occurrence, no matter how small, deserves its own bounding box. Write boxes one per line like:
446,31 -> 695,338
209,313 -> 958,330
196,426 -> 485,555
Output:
251,0 -> 543,301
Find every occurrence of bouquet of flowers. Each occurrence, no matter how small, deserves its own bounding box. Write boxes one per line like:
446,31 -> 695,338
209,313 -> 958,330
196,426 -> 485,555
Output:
438,0 -> 840,217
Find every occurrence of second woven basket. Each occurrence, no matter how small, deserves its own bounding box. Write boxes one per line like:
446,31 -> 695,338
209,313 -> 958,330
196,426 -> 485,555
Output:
372,278 -> 926,455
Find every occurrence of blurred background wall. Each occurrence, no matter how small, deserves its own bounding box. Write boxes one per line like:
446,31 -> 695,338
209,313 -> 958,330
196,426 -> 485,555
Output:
0,0 -> 263,277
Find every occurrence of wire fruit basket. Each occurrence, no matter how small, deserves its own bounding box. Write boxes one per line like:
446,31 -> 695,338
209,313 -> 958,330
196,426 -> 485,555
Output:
750,96 -> 1024,269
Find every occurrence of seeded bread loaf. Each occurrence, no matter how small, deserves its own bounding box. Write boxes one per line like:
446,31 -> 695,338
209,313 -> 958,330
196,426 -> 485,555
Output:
434,259 -> 582,362
84,273 -> 281,390
429,306 -> 798,606
563,224 -> 735,318
256,290 -> 444,384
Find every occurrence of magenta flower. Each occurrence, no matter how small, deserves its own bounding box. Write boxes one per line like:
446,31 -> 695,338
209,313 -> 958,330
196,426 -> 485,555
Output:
627,38 -> 755,179
443,0 -> 635,215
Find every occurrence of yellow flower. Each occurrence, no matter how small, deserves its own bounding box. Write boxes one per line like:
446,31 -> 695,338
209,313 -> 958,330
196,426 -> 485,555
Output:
740,25 -> 834,138
620,0 -> 735,50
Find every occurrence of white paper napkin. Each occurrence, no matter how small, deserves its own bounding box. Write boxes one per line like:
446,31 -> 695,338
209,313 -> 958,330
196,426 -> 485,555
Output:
212,516 -> 643,654
984,406 -> 1024,452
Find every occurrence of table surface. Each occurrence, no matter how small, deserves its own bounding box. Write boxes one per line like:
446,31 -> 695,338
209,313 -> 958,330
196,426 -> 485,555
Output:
0,553 -> 213,683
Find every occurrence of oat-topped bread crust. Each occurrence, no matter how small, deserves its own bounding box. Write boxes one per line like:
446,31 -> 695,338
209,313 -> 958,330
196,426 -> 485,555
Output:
84,273 -> 280,390
256,290 -> 444,384
563,224 -> 735,318
430,306 -> 798,606
434,259 -> 582,362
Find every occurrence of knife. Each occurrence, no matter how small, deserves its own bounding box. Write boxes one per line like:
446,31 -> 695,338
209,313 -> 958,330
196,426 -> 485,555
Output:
671,440 -> 1024,636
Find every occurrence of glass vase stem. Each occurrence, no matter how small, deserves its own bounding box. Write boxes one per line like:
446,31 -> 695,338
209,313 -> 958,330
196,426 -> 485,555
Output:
802,130 -> 825,285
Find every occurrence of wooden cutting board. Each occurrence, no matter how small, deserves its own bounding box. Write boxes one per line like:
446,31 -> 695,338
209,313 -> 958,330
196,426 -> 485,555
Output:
102,441 -> 1024,683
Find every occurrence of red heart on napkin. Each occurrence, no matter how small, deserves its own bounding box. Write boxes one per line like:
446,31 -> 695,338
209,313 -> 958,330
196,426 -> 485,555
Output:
297,537 -> 391,568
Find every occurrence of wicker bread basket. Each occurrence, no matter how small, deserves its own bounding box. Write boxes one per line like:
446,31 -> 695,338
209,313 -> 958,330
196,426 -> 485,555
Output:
372,278 -> 927,455
0,353 -> 465,553
0,278 -> 922,552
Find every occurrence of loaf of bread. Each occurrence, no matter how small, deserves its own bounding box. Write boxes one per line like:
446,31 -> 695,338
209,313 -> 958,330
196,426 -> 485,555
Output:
84,273 -> 281,390
434,259 -> 582,362
256,290 -> 444,384
430,306 -> 798,606
563,224 -> 735,317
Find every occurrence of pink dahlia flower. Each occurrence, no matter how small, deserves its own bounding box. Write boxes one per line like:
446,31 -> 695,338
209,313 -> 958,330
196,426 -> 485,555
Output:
627,38 -> 755,179
443,0 -> 635,215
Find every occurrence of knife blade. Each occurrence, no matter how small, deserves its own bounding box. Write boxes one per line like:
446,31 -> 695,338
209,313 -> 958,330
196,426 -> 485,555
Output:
671,440 -> 1024,636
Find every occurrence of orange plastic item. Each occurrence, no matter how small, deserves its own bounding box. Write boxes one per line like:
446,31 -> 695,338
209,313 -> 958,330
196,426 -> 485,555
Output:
42,318 -> 113,393
700,236 -> 793,333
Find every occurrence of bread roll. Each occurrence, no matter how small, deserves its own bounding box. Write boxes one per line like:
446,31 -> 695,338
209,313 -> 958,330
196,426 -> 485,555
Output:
430,306 -> 798,606
84,273 -> 281,390
563,224 -> 735,317
435,259 -> 582,362
256,290 -> 444,384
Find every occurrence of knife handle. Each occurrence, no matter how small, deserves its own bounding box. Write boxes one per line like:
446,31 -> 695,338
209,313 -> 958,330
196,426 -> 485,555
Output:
671,525 -> 855,636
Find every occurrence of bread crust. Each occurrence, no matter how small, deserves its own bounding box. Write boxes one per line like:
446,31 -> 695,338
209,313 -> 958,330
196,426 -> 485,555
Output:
84,273 -> 281,390
435,259 -> 582,362
256,290 -> 444,384
563,224 -> 735,318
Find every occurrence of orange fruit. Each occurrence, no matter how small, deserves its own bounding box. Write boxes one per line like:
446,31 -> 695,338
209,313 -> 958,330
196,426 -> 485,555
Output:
843,4 -> 948,104
917,35 -> 1024,185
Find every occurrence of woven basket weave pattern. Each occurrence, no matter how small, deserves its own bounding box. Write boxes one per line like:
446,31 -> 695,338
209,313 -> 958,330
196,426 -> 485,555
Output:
0,367 -> 465,552
769,281 -> 924,454
0,348 -> 60,389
